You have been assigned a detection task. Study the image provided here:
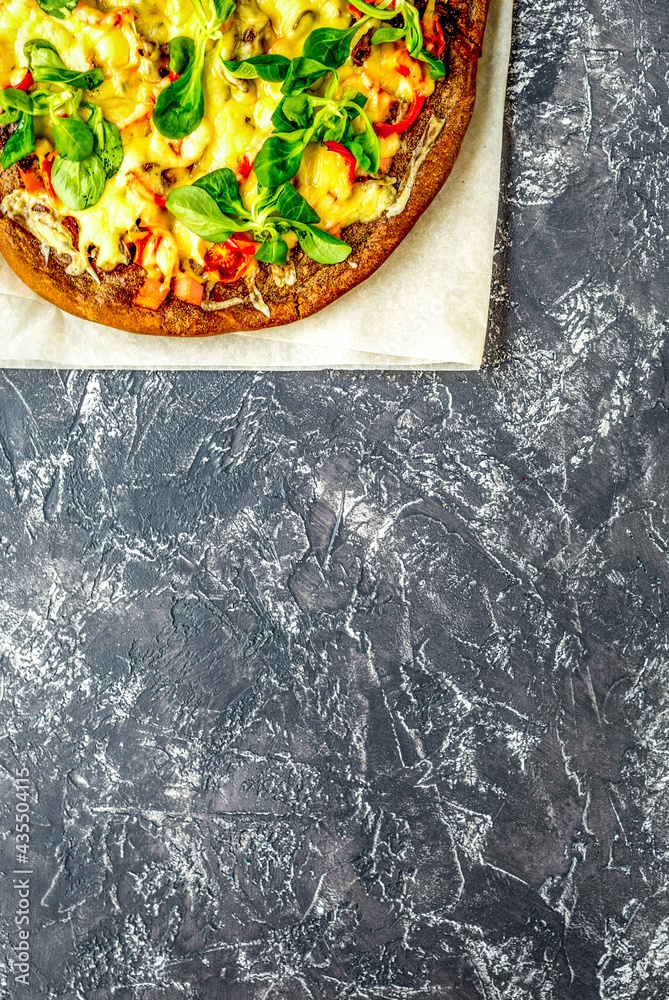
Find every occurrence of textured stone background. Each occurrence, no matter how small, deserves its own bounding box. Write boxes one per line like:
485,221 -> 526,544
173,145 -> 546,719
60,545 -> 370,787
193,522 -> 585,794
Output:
1,0 -> 668,997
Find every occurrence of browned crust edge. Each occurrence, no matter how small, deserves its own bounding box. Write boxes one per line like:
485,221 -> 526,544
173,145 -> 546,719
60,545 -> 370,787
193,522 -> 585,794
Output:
0,0 -> 490,338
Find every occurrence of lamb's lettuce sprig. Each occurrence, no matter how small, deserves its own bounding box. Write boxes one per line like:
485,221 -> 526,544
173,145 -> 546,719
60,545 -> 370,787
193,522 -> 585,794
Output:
24,39 -> 104,89
166,166 -> 351,266
220,53 -> 291,82
224,2 -> 444,90
0,40 -> 122,210
0,112 -> 35,171
225,25 -> 381,191
254,85 -> 380,189
222,23 -> 361,91
153,0 -> 236,140
35,0 -> 77,20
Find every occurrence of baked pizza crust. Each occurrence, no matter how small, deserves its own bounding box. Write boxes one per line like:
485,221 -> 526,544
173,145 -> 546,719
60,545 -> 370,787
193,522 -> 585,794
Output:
0,0 -> 490,337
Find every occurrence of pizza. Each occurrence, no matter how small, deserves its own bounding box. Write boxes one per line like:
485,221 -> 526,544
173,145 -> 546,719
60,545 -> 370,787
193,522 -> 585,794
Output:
0,0 -> 489,336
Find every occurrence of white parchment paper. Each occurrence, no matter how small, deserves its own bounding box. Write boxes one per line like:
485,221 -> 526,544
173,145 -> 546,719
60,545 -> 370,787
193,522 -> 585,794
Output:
0,0 -> 511,370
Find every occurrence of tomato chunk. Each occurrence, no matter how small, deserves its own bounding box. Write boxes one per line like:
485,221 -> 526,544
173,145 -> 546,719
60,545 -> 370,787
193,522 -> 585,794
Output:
135,278 -> 169,310
204,236 -> 256,283
19,164 -> 44,194
173,273 -> 203,306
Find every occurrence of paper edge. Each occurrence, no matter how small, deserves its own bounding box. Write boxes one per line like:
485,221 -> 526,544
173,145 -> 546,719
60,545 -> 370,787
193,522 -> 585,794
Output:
0,0 -> 512,372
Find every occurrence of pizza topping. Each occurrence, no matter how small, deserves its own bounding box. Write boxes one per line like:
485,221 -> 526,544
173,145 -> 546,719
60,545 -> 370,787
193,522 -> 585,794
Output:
41,151 -> 58,202
271,259 -> 297,286
248,276 -> 270,317
351,28 -> 374,66
152,0 -> 236,142
126,170 -> 167,208
374,92 -> 425,135
50,152 -> 106,210
221,53 -> 291,82
289,23 -> 362,84
173,272 -> 204,305
166,166 -> 351,265
422,12 -> 446,60
36,0 -> 77,20
139,228 -> 179,279
19,159 -> 44,194
227,232 -> 260,255
132,226 -> 181,306
236,154 -> 254,181
431,0 -> 474,52
324,141 -> 357,183
134,276 -> 169,309
200,294 -> 245,311
11,71 -> 35,92
24,38 -> 103,89
85,104 -> 123,177
0,112 -> 35,171
168,37 -> 195,80
0,39 -> 122,211
254,87 -> 380,190
203,240 -> 255,283
348,0 -> 445,79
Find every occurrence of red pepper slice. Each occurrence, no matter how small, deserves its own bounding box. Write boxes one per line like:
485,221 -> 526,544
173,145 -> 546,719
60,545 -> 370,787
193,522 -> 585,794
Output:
324,141 -> 357,184
348,0 -> 393,16
373,93 -> 425,137
41,152 -> 58,203
127,170 -> 166,208
125,228 -> 151,260
10,71 -> 34,92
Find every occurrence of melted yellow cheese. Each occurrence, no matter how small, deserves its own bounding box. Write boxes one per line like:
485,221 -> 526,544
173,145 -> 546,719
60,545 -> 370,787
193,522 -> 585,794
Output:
0,0 -> 435,276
